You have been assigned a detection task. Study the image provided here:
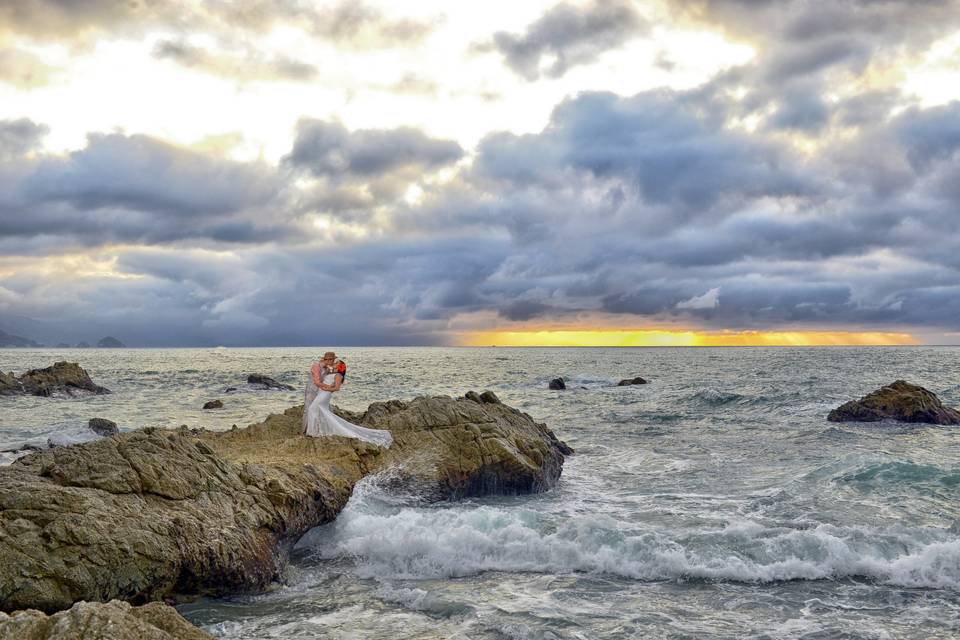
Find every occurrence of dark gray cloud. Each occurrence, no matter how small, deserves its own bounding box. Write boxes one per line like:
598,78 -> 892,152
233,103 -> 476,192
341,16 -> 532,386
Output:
5,87 -> 960,344
0,118 -> 48,159
666,0 -> 960,137
287,119 -> 463,178
488,0 -> 647,80
0,128 -> 291,245
153,39 -> 318,82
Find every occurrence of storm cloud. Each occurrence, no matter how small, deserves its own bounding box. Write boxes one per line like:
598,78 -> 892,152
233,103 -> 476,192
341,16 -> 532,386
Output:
489,0 -> 647,80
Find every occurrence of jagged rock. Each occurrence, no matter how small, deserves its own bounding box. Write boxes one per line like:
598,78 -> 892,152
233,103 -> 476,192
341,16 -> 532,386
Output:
202,400 -> 223,410
0,372 -> 23,396
246,374 -> 295,391
6,362 -> 110,397
96,337 -> 126,348
828,380 -> 960,425
0,395 -> 570,613
617,377 -> 648,386
548,377 -> 566,390
0,600 -> 212,640
88,418 -> 119,437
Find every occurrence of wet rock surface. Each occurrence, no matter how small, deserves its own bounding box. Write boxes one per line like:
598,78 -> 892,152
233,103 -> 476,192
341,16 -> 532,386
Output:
202,400 -> 223,410
246,374 -> 295,391
0,600 -> 212,640
88,418 -> 119,437
0,393 -> 570,615
0,362 -> 110,397
828,380 -> 960,425
548,377 -> 566,390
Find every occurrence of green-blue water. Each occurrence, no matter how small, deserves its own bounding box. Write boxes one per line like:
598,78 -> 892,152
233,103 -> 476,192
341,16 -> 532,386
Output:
2,347 -> 960,638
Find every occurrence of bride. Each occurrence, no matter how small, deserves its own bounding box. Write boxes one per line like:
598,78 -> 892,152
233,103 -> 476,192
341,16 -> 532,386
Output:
303,351 -> 393,447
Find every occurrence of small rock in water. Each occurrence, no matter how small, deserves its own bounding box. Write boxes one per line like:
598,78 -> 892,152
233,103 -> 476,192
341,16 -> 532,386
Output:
549,377 -> 566,390
828,380 -> 960,425
89,417 -> 119,436
224,387 -> 238,393
203,399 -> 224,410
617,376 -> 648,386
247,374 -> 295,391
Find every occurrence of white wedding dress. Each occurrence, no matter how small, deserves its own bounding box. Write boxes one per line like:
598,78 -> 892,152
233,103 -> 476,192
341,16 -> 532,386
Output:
303,370 -> 392,447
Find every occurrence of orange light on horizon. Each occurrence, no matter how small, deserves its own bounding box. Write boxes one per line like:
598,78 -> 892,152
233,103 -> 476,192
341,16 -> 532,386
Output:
459,329 -> 919,347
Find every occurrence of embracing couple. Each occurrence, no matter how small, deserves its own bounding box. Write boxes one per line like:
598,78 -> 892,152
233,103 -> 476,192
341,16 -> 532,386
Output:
302,351 -> 393,448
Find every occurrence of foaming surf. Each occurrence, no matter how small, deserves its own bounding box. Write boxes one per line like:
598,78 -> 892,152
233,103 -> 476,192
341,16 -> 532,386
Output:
299,477 -> 960,591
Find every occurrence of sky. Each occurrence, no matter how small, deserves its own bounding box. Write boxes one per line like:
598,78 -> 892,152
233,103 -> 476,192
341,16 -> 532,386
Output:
1,0 -> 959,347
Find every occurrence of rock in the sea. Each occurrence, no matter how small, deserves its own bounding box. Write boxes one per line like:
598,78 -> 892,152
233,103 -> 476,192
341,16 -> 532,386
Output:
247,374 -> 295,391
828,380 -> 960,425
0,600 -> 212,640
224,387 -> 238,393
0,372 -> 23,396
617,377 -> 648,386
202,399 -> 223,410
88,418 -> 119,437
0,394 -> 570,613
96,336 -> 126,348
5,362 -> 110,397
548,377 -> 566,390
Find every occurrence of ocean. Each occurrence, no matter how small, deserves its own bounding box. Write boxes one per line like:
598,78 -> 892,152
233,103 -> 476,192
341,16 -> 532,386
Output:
2,346 -> 960,639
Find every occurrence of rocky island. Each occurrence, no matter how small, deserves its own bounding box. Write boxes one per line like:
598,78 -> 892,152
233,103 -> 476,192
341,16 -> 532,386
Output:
0,391 -> 571,638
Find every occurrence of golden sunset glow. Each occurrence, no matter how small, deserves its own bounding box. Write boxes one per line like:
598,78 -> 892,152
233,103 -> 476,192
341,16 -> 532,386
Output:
460,330 -> 919,347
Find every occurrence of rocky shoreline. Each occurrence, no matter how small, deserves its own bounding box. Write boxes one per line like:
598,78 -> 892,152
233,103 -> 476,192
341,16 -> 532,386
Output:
0,392 -> 571,637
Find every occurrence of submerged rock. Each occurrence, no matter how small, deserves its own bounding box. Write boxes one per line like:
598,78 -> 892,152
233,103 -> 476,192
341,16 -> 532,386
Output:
2,362 -> 110,397
617,377 -> 648,386
202,399 -> 223,410
0,394 -> 570,614
247,374 -> 295,391
828,380 -> 960,425
548,377 -> 566,390
88,418 -> 119,437
0,600 -> 212,640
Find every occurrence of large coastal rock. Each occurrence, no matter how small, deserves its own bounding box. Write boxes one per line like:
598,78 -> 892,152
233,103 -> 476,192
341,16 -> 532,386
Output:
0,600 -> 211,640
0,393 -> 570,614
0,362 -> 110,397
828,380 -> 960,425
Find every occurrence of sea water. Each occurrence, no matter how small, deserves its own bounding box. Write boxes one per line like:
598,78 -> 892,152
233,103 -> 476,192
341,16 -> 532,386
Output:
2,346 -> 960,638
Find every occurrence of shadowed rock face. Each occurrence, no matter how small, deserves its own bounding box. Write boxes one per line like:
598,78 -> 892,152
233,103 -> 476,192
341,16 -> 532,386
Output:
0,362 -> 110,397
0,600 -> 212,640
0,394 -> 570,614
828,380 -> 960,425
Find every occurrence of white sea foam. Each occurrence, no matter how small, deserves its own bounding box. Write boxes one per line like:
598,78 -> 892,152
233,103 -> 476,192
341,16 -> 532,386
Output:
307,487 -> 960,590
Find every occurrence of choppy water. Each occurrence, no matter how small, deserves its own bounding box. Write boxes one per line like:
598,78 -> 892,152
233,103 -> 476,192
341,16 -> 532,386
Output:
3,346 -> 960,639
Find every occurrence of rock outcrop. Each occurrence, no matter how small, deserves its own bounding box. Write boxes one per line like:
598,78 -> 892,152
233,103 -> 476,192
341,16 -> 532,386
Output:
617,377 -> 647,386
0,393 -> 570,614
548,377 -> 566,390
0,362 -> 110,397
96,337 -> 126,348
202,400 -> 223,410
247,374 -> 295,391
828,380 -> 960,425
0,600 -> 212,640
88,418 -> 119,437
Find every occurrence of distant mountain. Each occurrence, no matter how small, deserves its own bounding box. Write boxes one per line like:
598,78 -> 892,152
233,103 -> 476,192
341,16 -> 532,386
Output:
0,328 -> 40,348
97,336 -> 126,348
